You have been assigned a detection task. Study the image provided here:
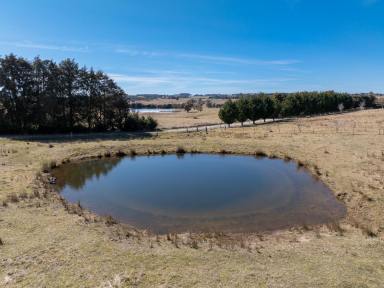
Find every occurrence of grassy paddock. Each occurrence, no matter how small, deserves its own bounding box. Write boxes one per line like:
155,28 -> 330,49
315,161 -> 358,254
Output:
0,109 -> 384,287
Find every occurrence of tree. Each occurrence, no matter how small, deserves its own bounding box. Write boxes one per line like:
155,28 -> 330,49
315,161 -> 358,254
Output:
0,54 -> 158,134
236,97 -> 249,126
184,99 -> 194,112
58,59 -> 80,131
260,96 -> 274,122
247,96 -> 262,124
195,98 -> 204,112
271,96 -> 282,121
219,100 -> 238,127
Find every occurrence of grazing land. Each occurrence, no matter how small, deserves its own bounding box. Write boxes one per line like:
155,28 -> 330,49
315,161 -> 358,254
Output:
141,108 -> 221,129
1,109 -> 384,287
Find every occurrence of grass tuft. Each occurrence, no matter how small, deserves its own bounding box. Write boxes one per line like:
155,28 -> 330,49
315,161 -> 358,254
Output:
176,146 -> 186,154
6,193 -> 19,203
116,150 -> 126,157
105,215 -> 118,226
104,151 -> 111,158
190,240 -> 199,249
255,150 -> 267,157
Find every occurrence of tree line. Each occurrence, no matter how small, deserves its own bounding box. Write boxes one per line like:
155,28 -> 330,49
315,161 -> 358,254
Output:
0,54 -> 157,134
219,92 -> 376,126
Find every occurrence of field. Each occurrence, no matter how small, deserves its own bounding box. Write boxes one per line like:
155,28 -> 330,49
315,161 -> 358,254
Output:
1,109 -> 384,287
141,108 -> 221,129
131,97 -> 227,106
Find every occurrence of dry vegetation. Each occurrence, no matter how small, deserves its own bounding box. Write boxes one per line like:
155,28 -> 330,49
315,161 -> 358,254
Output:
141,108 -> 221,129
0,109 -> 384,287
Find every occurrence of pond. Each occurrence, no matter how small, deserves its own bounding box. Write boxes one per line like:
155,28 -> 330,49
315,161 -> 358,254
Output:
53,154 -> 346,234
132,108 -> 176,113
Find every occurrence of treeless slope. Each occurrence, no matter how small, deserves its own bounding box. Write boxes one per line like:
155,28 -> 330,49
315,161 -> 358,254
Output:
0,109 -> 383,287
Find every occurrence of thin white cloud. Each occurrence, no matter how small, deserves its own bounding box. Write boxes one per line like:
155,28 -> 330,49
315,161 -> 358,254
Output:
109,72 -> 297,87
114,48 -> 163,57
176,53 -> 299,65
115,47 -> 300,66
0,41 -> 89,52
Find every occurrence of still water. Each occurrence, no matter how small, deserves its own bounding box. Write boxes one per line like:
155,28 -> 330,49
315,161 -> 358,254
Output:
132,108 -> 175,113
53,154 -> 346,233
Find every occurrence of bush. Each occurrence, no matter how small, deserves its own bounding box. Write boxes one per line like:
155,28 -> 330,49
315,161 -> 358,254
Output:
122,113 -> 158,131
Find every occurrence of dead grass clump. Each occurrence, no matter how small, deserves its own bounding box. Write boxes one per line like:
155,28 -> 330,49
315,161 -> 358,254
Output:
0,237 -> 3,246
42,160 -> 57,173
302,223 -> 311,231
42,162 -> 50,173
49,144 -> 54,148
161,149 -> 167,155
284,155 -> 292,162
176,146 -> 186,154
219,149 -> 228,154
362,226 -> 378,238
116,150 -> 126,157
105,215 -> 118,226
313,165 -> 322,176
129,149 -> 137,156
50,160 -> 57,169
268,154 -> 278,159
6,193 -> 19,203
255,150 -> 267,157
297,160 -> 305,168
190,240 -> 199,249
2,201 -> 8,207
19,191 -> 28,200
326,221 -> 345,236
32,189 -> 40,199
104,151 -> 111,158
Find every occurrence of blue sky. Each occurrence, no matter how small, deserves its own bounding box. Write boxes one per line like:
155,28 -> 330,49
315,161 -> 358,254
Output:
0,0 -> 383,94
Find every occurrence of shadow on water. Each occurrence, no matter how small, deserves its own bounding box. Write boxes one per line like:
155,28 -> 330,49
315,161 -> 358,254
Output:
53,154 -> 346,234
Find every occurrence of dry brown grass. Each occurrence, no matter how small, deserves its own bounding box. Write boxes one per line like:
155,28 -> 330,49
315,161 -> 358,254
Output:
0,109 -> 384,287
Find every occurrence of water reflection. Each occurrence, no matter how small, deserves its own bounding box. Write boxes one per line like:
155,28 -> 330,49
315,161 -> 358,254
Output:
53,154 -> 346,234
55,157 -> 122,190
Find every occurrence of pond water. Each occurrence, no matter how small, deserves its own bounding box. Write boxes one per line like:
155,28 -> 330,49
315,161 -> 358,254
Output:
53,154 -> 346,234
132,108 -> 176,113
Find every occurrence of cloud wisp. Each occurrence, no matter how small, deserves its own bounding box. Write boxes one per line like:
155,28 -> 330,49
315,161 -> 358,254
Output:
0,41 -> 89,52
109,72 -> 298,94
115,47 -> 300,66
